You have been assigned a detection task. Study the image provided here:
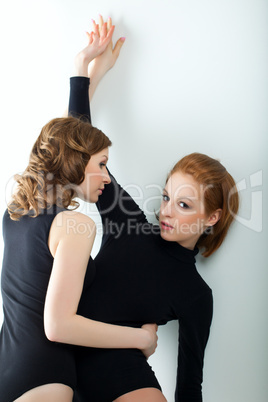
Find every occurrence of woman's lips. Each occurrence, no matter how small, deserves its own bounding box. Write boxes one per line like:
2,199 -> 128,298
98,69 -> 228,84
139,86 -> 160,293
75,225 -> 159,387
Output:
160,221 -> 174,230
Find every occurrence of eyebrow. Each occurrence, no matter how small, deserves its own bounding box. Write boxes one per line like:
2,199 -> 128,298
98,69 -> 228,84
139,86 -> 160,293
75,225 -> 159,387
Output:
177,196 -> 195,202
164,187 -> 195,203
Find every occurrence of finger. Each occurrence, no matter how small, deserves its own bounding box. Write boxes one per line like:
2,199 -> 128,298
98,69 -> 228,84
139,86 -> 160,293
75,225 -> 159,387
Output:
99,24 -> 115,51
86,31 -> 91,42
107,16 -> 112,31
91,19 -> 96,31
105,24 -> 115,43
91,19 -> 99,37
113,37 -> 125,59
100,22 -> 108,41
86,31 -> 94,44
98,14 -> 104,34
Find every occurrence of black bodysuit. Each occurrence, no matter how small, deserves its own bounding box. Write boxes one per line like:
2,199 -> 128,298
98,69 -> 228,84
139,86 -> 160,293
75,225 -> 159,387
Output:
0,206 -> 96,401
70,77 -> 213,402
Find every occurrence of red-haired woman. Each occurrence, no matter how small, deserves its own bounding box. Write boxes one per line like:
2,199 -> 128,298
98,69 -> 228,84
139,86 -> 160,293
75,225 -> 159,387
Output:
0,26 -> 158,402
69,17 -> 239,402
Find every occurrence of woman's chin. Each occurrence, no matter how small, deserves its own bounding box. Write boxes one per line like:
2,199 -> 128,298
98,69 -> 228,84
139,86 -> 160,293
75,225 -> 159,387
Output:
160,229 -> 173,242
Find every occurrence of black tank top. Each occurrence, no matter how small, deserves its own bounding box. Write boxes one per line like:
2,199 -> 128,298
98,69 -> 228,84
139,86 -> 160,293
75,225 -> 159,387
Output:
0,206 -> 96,401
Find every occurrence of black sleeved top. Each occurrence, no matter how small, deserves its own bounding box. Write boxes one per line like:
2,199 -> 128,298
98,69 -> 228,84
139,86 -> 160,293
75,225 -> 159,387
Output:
69,77 -> 213,402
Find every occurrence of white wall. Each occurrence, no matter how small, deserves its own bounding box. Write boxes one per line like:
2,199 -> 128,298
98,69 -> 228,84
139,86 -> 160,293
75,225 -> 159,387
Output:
0,1 -> 267,401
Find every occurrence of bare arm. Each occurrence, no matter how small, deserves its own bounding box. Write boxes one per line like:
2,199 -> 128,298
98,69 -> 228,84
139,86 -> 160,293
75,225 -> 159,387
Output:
44,211 -> 157,357
73,17 -> 115,77
64,16 -> 124,117
87,16 -> 125,99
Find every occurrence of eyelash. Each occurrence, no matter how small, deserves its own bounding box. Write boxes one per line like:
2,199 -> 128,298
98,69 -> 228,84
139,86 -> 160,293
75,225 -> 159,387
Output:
178,201 -> 190,209
162,194 -> 169,202
99,162 -> 106,168
162,194 -> 190,209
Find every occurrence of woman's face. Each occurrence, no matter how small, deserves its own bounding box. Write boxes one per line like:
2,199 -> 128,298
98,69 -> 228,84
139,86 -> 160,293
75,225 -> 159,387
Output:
159,171 -> 216,249
78,147 -> 111,203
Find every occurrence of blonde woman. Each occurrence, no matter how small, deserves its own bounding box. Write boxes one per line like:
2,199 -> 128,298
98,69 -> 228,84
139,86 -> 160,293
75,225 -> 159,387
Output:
0,24 -> 158,402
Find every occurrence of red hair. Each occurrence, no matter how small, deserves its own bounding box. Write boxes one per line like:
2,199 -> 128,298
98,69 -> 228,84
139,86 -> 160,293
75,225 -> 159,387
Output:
168,153 -> 239,257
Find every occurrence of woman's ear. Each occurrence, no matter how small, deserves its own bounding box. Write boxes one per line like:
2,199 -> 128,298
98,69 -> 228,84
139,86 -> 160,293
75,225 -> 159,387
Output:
206,209 -> 222,227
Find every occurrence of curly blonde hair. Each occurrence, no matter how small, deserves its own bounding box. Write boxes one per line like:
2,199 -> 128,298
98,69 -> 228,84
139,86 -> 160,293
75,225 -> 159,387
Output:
8,117 -> 111,220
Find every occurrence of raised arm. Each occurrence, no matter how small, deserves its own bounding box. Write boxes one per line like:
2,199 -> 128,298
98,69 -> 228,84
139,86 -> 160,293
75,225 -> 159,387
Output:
68,15 -> 125,121
68,19 -> 146,232
87,16 -> 125,99
68,76 -> 91,121
73,16 -> 117,78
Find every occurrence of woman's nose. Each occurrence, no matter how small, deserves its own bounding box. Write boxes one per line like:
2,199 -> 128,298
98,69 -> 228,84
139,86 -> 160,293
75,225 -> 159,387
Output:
161,202 -> 172,217
103,169 -> 111,184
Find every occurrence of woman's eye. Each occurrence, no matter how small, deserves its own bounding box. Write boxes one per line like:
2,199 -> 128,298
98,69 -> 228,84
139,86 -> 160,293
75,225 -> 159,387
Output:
99,163 -> 106,168
162,194 -> 169,202
179,201 -> 190,209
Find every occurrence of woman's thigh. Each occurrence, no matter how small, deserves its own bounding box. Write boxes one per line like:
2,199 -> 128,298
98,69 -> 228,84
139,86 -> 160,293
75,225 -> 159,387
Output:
14,383 -> 73,402
113,387 -> 167,402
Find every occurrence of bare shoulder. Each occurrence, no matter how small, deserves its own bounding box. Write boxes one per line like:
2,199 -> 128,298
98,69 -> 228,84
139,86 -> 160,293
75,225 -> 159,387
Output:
49,210 -> 96,257
53,210 -> 96,231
